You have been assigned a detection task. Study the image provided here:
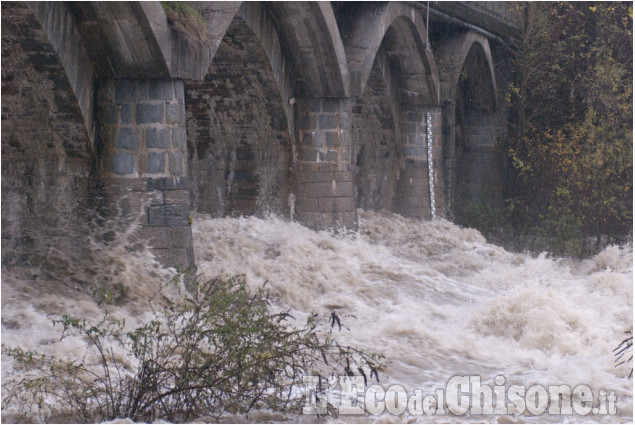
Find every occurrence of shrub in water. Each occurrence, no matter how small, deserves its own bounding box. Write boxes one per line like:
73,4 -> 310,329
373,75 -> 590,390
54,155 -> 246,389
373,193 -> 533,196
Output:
2,271 -> 385,422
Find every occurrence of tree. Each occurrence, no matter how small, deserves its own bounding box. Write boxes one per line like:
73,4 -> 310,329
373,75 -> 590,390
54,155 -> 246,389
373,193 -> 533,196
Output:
506,2 -> 632,255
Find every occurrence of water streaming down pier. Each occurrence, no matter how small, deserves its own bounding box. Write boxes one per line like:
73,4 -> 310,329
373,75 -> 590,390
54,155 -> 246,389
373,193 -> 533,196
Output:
1,210 -> 633,423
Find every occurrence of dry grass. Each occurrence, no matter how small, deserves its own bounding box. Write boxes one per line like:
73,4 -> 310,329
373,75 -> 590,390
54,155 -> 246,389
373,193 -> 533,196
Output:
161,2 -> 211,43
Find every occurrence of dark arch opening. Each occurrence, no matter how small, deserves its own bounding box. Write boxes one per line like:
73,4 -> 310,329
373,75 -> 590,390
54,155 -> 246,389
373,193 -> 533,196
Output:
351,17 -> 436,215
352,45 -> 400,211
1,3 -> 98,268
453,43 -> 503,222
186,16 -> 292,218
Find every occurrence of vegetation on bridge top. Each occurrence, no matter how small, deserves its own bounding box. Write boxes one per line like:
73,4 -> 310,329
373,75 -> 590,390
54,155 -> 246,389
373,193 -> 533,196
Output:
161,1 -> 209,42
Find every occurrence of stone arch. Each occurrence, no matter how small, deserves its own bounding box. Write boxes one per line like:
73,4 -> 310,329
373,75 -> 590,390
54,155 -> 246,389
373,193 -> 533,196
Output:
23,2 -> 96,144
233,2 -> 295,126
338,2 -> 441,217
350,43 -> 403,211
437,31 -> 497,108
339,2 -> 440,104
457,43 -> 497,113
1,2 -> 99,267
437,31 -> 503,220
186,12 -> 293,218
64,2 -> 173,80
265,2 -> 349,97
196,2 -> 348,99
187,2 -> 351,220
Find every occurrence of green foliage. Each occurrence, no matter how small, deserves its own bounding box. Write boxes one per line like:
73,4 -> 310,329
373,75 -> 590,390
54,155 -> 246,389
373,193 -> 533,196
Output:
2,272 -> 385,423
460,201 -> 496,235
161,2 -> 209,41
91,283 -> 128,305
505,2 -> 633,256
161,1 -> 201,16
458,201 -> 513,245
537,204 -> 587,256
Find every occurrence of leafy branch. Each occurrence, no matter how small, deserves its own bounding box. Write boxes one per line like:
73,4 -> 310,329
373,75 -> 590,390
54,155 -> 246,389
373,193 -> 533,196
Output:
2,271 -> 385,423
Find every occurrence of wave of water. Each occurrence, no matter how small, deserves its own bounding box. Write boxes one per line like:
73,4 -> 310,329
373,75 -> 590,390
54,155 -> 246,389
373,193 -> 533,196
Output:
192,210 -> 633,423
2,210 -> 632,423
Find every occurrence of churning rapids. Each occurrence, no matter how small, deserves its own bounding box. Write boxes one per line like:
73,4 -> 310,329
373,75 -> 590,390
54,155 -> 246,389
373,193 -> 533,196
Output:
2,210 -> 633,423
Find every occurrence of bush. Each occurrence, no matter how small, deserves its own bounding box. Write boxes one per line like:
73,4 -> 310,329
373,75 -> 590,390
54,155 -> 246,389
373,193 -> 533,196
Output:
459,201 -> 496,235
614,331 -> 633,380
457,201 -> 513,246
2,271 -> 385,423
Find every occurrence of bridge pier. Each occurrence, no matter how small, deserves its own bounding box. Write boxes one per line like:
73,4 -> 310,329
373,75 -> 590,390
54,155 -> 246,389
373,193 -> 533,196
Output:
394,106 -> 444,219
442,99 -> 458,219
293,97 -> 357,229
428,107 -> 446,218
2,1 -> 518,271
97,79 -> 194,268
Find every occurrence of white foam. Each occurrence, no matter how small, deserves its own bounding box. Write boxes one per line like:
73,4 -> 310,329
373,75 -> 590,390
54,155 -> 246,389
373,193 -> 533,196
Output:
2,210 -> 632,423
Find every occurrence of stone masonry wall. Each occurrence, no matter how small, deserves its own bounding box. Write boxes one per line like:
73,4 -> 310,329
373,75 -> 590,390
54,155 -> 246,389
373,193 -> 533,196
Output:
458,107 -> 504,210
186,17 -> 292,218
428,107 -> 446,216
2,1 -> 514,267
393,107 -> 443,218
98,79 -> 187,179
97,79 -> 194,267
293,97 -> 357,229
352,60 -> 401,212
1,2 -> 97,267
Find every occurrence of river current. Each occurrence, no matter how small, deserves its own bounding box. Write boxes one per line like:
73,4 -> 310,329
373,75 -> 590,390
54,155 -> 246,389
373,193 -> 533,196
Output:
2,210 -> 633,423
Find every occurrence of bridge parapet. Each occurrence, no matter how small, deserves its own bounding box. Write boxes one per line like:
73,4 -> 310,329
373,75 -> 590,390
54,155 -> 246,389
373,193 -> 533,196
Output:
427,1 -> 521,40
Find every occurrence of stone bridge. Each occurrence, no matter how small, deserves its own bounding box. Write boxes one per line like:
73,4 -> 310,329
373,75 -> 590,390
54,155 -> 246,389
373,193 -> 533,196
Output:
1,1 -> 520,267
